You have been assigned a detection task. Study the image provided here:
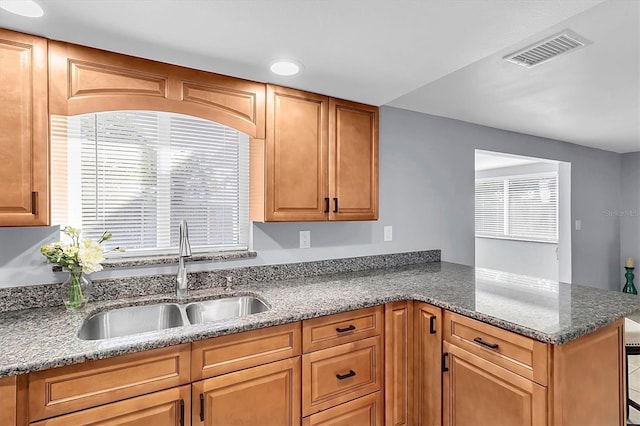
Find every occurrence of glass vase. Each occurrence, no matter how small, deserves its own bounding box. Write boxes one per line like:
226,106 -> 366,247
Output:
62,267 -> 92,309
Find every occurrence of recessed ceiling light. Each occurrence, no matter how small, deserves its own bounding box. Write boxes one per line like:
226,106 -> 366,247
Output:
270,60 -> 302,76
0,0 -> 44,17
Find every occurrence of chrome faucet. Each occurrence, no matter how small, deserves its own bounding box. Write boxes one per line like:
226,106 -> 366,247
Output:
176,219 -> 192,298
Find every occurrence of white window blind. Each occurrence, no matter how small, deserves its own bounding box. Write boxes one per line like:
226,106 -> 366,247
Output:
51,111 -> 249,256
475,180 -> 505,237
475,173 -> 558,243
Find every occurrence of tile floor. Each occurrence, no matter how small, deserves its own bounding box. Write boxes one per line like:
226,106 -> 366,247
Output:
629,354 -> 640,424
629,313 -> 640,425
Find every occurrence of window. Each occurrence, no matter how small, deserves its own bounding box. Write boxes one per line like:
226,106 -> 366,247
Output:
475,173 -> 558,243
51,111 -> 249,256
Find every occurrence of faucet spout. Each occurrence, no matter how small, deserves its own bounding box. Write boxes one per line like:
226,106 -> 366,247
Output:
176,219 -> 191,298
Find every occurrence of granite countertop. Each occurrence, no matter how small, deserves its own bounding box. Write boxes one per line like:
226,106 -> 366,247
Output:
1,261 -> 639,377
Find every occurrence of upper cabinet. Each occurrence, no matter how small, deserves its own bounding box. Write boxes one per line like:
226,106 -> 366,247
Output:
251,85 -> 378,222
0,30 -> 379,226
329,98 -> 378,221
0,29 -> 49,226
48,41 -> 266,139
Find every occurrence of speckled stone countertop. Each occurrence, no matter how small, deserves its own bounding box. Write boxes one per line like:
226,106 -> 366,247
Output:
1,261 -> 639,377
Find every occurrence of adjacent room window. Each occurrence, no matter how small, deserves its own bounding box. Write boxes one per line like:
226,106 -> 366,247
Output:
475,173 -> 558,243
51,111 -> 249,256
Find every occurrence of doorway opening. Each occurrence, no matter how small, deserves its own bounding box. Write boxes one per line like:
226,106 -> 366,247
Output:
474,150 -> 571,282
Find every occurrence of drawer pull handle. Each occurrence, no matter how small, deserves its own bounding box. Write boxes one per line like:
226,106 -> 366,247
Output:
200,393 -> 204,421
429,315 -> 436,334
324,197 -> 330,213
333,197 -> 339,213
336,324 -> 356,333
336,370 -> 356,380
31,191 -> 38,215
474,337 -> 499,350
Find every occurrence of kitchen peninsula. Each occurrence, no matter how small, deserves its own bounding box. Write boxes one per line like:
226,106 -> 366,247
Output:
1,253 -> 638,425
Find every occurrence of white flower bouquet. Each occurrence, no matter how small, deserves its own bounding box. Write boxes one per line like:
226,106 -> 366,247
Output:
41,226 -> 121,308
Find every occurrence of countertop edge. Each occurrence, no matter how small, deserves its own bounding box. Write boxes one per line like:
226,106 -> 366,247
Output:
2,293 -> 635,378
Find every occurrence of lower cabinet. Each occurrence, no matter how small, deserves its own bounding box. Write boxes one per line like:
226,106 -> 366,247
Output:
301,391 -> 383,426
193,357 -> 301,426
384,301 -> 414,426
0,374 -> 27,425
302,306 -> 384,424
442,342 -> 547,425
5,302 -> 624,426
413,302 -> 442,426
28,344 -> 191,423
30,385 -> 190,426
442,311 -> 625,425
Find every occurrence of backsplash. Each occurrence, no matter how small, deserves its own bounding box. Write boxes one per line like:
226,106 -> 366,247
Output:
0,250 -> 440,312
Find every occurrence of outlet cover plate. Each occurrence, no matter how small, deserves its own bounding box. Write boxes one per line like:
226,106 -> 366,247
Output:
384,226 -> 393,242
299,230 -> 311,248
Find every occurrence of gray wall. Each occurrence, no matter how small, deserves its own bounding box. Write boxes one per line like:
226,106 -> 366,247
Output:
621,152 -> 640,270
0,107 -> 626,290
379,107 -> 622,290
476,239 -> 558,281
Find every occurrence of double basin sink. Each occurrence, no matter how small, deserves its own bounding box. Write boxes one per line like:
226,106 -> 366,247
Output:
78,296 -> 269,341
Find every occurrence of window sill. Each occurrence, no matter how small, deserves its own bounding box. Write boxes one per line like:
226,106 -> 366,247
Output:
51,251 -> 257,271
475,235 -> 558,244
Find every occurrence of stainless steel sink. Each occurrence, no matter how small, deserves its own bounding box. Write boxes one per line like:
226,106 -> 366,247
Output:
186,296 -> 269,324
78,303 -> 186,340
77,296 -> 270,340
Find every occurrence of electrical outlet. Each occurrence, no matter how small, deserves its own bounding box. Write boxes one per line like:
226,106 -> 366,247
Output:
575,220 -> 582,231
299,230 -> 311,248
384,226 -> 393,242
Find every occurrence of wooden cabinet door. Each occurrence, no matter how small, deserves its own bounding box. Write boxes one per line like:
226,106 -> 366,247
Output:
414,302 -> 442,426
385,301 -> 414,426
0,29 -> 49,226
193,356 -> 301,426
443,342 -> 547,426
329,98 -> 378,221
264,85 -> 329,221
31,385 -> 190,426
302,391 -> 383,426
0,375 -> 27,426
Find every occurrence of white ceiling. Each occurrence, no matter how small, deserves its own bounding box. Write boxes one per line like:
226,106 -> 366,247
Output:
1,0 -> 638,153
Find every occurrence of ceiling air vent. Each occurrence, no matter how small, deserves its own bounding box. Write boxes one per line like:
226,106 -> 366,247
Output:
504,30 -> 591,68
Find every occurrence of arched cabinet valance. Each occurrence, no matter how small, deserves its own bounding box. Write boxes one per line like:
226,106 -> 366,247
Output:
48,41 -> 265,138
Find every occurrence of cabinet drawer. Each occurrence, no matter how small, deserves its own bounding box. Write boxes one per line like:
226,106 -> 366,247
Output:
29,344 -> 190,421
302,336 -> 382,416
303,306 -> 383,353
31,385 -> 191,426
192,322 -> 301,380
444,311 -> 548,385
302,391 -> 383,426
